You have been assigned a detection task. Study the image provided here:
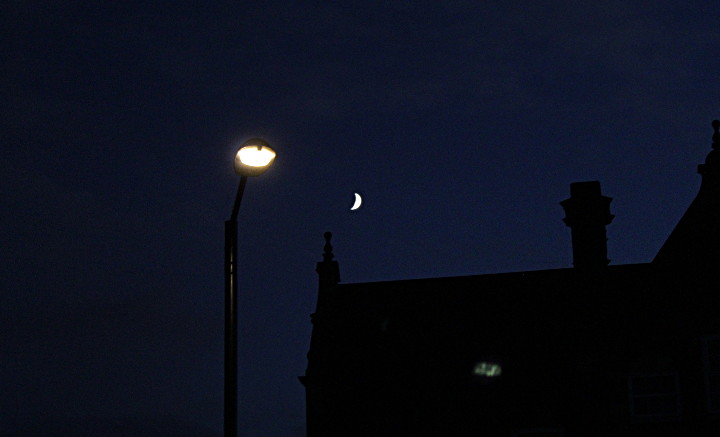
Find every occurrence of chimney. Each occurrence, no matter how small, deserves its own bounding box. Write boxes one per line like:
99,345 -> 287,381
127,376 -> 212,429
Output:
697,119 -> 720,192
560,181 -> 614,271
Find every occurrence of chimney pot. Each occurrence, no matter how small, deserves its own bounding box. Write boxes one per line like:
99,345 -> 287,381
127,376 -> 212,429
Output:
561,181 -> 614,271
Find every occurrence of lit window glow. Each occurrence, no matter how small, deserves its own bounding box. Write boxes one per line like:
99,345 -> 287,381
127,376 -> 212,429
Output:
238,145 -> 276,167
473,362 -> 502,377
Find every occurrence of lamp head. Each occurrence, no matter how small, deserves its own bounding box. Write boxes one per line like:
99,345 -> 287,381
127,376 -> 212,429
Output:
234,138 -> 276,176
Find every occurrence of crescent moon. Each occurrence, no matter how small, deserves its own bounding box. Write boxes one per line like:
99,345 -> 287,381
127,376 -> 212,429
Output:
350,193 -> 362,211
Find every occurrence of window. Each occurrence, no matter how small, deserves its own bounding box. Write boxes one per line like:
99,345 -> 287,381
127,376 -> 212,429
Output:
703,335 -> 720,412
511,428 -> 563,437
628,373 -> 680,419
473,361 -> 502,377
471,357 -> 503,385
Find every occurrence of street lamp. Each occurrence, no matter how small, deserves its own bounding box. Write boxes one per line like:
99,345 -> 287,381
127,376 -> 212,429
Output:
224,138 -> 276,437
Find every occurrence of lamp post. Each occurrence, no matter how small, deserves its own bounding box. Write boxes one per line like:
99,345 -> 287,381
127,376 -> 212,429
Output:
224,138 -> 276,437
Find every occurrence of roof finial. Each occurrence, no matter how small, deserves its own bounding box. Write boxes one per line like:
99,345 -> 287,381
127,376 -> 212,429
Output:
322,231 -> 334,262
712,120 -> 720,150
317,231 -> 340,285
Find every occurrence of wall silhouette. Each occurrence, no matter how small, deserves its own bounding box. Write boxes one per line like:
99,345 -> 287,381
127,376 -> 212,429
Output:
302,121 -> 720,437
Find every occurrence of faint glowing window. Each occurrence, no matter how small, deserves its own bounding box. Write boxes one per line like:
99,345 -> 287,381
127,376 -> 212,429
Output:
703,335 -> 720,412
628,373 -> 680,419
473,361 -> 502,377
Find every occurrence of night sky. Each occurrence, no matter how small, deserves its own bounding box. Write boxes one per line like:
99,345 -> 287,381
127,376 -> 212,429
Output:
2,1 -> 719,435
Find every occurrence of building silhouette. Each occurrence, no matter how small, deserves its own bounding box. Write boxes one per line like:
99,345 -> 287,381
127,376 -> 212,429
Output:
301,121 -> 720,436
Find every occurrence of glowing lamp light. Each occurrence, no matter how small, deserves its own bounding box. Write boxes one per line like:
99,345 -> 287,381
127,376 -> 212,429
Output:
234,138 -> 276,177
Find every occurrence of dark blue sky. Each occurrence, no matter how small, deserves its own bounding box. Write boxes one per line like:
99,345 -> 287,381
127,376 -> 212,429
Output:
2,1 -> 719,435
